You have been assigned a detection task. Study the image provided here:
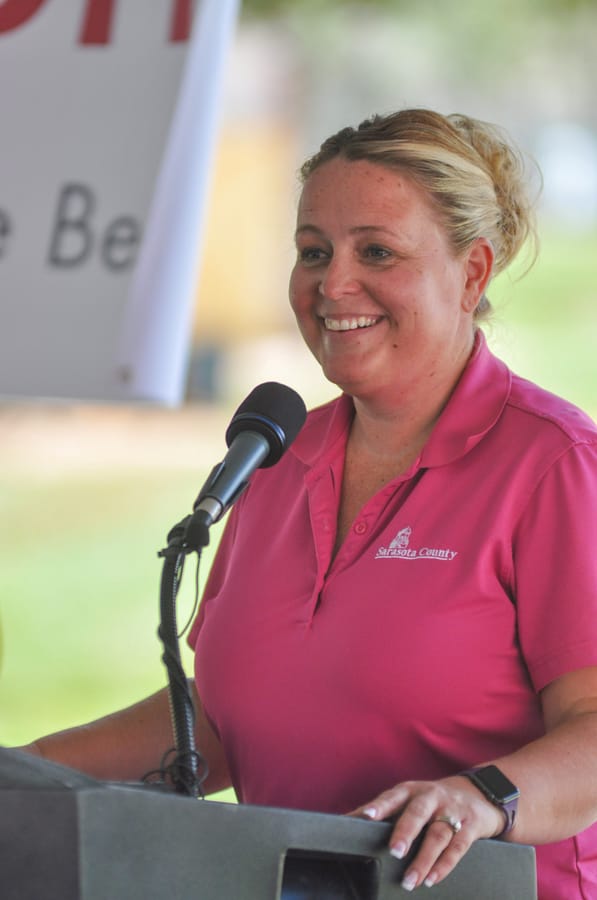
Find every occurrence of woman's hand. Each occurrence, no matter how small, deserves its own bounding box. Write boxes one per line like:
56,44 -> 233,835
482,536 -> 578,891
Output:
350,776 -> 505,891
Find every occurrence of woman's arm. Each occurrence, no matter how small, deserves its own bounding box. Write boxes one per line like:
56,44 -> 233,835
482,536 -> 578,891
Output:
19,682 -> 232,795
352,665 -> 597,891
499,665 -> 597,843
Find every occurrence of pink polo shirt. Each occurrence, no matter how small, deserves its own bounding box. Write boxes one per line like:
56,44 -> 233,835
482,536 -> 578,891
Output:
190,332 -> 597,900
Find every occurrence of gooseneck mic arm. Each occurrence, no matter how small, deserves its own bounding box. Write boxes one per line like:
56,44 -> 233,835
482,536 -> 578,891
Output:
155,383 -> 306,797
155,518 -> 208,797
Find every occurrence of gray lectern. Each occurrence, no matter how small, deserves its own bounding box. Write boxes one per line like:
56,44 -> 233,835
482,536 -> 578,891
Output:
0,747 -> 536,899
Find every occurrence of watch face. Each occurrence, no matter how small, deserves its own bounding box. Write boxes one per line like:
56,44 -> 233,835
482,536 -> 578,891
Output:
477,765 -> 519,802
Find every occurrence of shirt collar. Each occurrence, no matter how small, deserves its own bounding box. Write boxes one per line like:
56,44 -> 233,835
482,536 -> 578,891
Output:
421,329 -> 511,467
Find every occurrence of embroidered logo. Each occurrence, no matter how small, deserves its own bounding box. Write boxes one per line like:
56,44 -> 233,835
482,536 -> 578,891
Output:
375,526 -> 458,561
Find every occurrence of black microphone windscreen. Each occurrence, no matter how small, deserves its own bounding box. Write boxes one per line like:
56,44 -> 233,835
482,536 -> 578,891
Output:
225,382 -> 307,467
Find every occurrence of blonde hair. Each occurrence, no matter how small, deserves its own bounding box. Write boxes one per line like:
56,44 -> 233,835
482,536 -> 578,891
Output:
300,109 -> 540,319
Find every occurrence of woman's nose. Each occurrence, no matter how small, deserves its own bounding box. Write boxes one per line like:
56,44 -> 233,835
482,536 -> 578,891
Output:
318,255 -> 360,300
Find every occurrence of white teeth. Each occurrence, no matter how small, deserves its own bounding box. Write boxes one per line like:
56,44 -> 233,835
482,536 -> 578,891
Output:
324,316 -> 378,331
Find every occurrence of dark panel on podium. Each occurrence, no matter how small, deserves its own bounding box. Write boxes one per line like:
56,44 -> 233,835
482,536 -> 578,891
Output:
0,747 -> 537,899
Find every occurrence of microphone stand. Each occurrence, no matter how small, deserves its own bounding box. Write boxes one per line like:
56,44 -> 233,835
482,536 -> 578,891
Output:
156,509 -> 212,798
152,383 -> 306,799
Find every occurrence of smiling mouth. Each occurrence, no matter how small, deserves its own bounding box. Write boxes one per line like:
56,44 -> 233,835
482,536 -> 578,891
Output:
323,316 -> 380,332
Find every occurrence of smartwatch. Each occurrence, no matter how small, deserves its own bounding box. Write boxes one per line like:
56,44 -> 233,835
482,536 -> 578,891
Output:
460,765 -> 519,836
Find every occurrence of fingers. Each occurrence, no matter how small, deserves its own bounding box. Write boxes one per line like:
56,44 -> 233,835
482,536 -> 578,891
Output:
352,782 -> 412,823
352,777 -> 503,891
398,816 -> 474,891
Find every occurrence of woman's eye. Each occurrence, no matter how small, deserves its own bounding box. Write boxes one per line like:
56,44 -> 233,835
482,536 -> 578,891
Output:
363,244 -> 391,260
298,246 -> 328,264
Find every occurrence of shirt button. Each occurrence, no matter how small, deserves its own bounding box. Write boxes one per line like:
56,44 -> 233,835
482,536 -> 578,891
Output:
354,521 -> 368,535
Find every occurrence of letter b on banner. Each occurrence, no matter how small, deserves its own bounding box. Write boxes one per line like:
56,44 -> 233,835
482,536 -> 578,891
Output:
47,185 -> 141,271
48,184 -> 95,268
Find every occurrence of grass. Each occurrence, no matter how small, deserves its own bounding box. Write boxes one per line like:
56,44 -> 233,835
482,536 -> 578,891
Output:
0,229 -> 595,789
487,227 -> 597,413
0,469 -> 220,739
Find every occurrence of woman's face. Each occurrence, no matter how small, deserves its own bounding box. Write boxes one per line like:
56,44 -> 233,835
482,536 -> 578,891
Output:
289,157 -> 491,407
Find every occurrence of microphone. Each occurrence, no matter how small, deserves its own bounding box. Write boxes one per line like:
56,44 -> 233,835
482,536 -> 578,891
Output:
191,382 -> 307,527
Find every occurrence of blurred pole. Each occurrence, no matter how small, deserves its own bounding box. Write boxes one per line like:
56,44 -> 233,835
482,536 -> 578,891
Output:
117,0 -> 241,406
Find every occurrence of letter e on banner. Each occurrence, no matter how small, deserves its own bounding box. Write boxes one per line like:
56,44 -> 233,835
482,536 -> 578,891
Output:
0,210 -> 12,258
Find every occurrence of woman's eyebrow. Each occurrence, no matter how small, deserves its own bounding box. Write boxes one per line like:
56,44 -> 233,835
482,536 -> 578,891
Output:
295,224 -> 398,237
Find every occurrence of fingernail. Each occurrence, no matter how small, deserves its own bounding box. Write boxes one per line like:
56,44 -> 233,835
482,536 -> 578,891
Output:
425,873 -> 438,887
362,806 -> 378,819
390,840 -> 407,859
401,871 -> 418,892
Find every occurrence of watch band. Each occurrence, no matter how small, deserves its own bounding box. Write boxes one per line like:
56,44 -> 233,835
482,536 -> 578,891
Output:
460,765 -> 519,836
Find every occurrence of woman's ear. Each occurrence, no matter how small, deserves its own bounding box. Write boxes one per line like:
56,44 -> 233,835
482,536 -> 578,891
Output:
461,238 -> 494,313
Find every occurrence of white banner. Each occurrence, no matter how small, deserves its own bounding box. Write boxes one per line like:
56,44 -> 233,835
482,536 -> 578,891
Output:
0,0 -> 239,405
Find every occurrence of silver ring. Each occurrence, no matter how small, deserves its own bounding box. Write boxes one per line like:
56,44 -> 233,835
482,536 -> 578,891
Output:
433,815 -> 462,835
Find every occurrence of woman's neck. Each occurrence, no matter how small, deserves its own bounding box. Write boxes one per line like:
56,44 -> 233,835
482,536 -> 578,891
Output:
347,331 -> 475,457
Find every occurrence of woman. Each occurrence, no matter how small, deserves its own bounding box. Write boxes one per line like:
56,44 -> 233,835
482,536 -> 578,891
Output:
22,110 -> 597,898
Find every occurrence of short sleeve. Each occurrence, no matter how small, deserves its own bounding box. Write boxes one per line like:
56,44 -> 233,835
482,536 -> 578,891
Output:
513,440 -> 597,691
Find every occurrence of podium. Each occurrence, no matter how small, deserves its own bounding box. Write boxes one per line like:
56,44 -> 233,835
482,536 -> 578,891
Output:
0,747 -> 536,899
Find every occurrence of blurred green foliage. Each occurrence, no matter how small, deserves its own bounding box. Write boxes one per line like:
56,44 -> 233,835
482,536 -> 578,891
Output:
489,228 -> 597,414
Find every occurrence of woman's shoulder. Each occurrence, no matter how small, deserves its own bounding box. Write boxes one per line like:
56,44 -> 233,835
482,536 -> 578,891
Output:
506,372 -> 597,448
